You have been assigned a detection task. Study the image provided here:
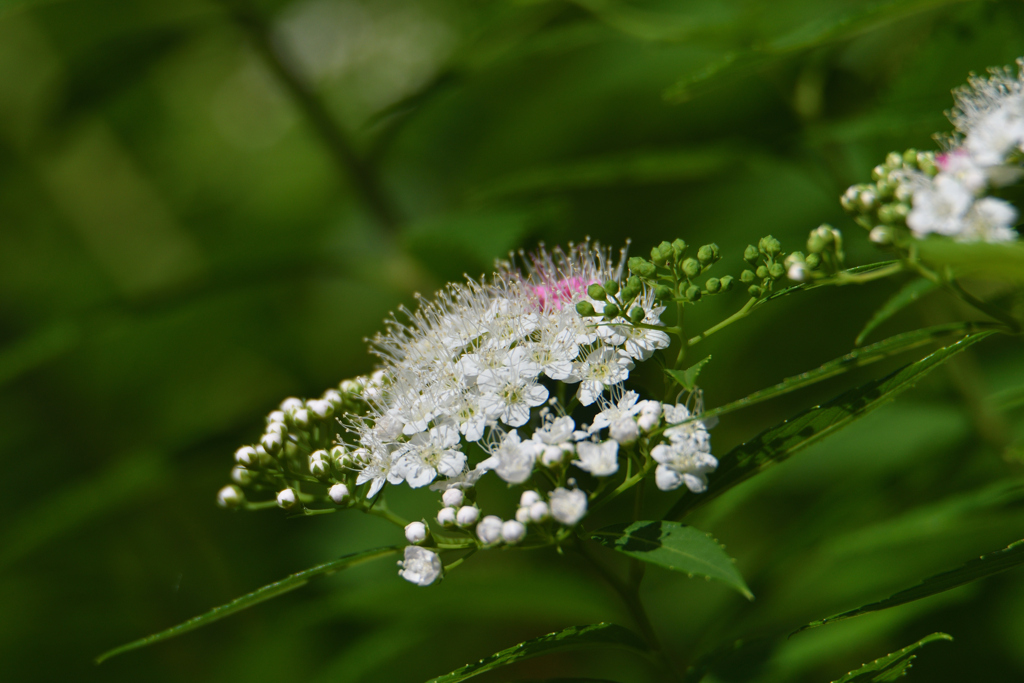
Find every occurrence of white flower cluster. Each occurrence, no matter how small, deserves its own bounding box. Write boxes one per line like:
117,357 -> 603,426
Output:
353,244 -> 672,497
903,59 -> 1023,242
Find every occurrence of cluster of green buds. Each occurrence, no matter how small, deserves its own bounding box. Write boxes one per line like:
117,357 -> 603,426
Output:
782,225 -> 845,282
574,270 -> 648,322
840,148 -> 938,245
616,239 -> 735,307
216,372 -> 382,512
738,235 -> 791,298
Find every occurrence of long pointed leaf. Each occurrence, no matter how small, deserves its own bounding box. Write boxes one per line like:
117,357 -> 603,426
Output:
689,322 -> 986,427
666,329 -> 997,520
855,278 -> 938,345
425,623 -> 647,683
96,546 -> 401,663
591,521 -> 752,599
831,632 -> 952,682
795,539 -> 1024,633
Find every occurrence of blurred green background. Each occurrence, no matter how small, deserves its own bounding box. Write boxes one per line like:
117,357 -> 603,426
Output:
2,0 -> 1024,681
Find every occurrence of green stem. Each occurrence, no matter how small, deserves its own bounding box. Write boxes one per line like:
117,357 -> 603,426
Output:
361,499 -> 410,528
688,297 -> 757,346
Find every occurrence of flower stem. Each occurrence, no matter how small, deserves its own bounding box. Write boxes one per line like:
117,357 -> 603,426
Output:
687,297 -> 757,346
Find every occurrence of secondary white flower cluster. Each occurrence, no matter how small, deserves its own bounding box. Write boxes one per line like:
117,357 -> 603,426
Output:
352,243 -> 672,498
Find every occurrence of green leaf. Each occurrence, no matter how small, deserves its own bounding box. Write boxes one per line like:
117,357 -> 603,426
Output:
689,322 -> 987,426
0,321 -> 81,387
425,623 -> 647,683
665,329 -> 998,520
96,546 -> 401,663
831,632 -> 952,682
665,355 -> 712,392
855,278 -> 939,345
590,521 -> 752,600
916,240 -> 1024,282
796,539 -> 1024,633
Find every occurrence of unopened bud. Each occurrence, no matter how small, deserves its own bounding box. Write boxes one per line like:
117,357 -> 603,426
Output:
328,483 -> 350,504
671,238 -> 688,258
885,151 -> 903,168
805,253 -> 821,269
587,283 -> 607,300
685,285 -> 702,301
682,258 -> 700,278
306,399 -> 333,420
621,275 -> 642,300
576,301 -> 597,317
760,236 -> 781,255
902,148 -> 918,165
267,410 -> 286,425
442,488 -> 464,507
869,226 -> 891,244
280,397 -> 304,413
654,285 -> 674,301
515,506 -> 531,523
602,302 -> 620,319
292,408 -> 310,429
697,244 -> 715,265
651,241 -> 673,266
629,306 -> 645,322
768,263 -> 785,279
501,520 -> 526,544
755,265 -> 769,279
748,285 -> 763,298
456,505 -> 480,527
528,501 -> 550,522
405,521 -> 429,544
477,516 -> 504,545
743,245 -> 759,263
628,256 -> 656,278
217,485 -> 244,509
603,280 -> 619,296
276,488 -> 298,509
740,269 -> 755,284
704,277 -> 720,293
787,262 -> 807,281
720,275 -> 735,291
330,445 -> 350,468
260,431 -> 283,455
322,389 -> 343,410
231,466 -> 252,486
235,446 -> 258,467
436,506 -> 457,526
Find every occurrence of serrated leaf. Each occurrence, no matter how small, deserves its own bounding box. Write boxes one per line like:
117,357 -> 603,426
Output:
96,546 -> 401,663
855,278 -> 939,345
689,322 -> 987,426
796,539 -> 1024,633
590,521 -> 752,599
666,329 -> 997,520
831,632 -> 952,682
425,623 -> 647,683
665,355 -> 712,392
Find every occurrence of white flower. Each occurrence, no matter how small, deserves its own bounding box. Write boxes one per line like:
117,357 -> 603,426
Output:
787,261 -> 806,282
501,520 -> 527,544
354,443 -> 404,498
960,197 -> 1018,243
276,488 -> 297,509
906,174 -> 974,237
620,292 -> 671,361
328,483 -> 350,504
651,403 -> 717,493
515,506 -> 531,523
636,400 -> 662,432
394,424 -> 467,488
456,505 -> 480,527
478,430 -> 541,484
520,490 -> 542,507
477,349 -> 549,427
528,501 -> 550,522
531,415 -> 576,445
442,488 -> 464,507
549,487 -> 587,526
573,347 -> 634,406
405,521 -> 428,544
398,546 -> 442,586
591,389 -> 642,432
609,418 -> 639,445
477,515 -> 504,544
573,440 -> 620,477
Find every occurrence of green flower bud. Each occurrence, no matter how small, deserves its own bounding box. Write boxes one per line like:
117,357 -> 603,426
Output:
629,306 -> 645,323
603,280 -> 619,296
682,258 -> 701,278
768,263 -> 785,279
587,283 -> 607,300
807,233 -> 827,253
705,277 -> 721,293
685,285 -> 702,301
654,284 -> 674,301
576,301 -> 596,317
902,148 -> 918,165
671,238 -> 688,258
805,253 -> 821,269
871,164 -> 886,181
760,236 -> 781,256
740,269 -> 755,284
720,275 -> 735,291
621,275 -> 642,300
628,256 -> 656,278
877,204 -> 900,224
743,245 -> 759,263
651,241 -> 673,266
755,265 -> 769,279
747,285 -> 763,298
603,302 -> 620,319
885,151 -> 903,168
697,244 -> 715,265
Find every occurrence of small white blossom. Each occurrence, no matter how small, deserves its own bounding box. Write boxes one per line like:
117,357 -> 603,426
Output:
520,490 -> 542,507
217,485 -> 243,508
276,488 -> 298,509
573,347 -> 634,406
328,483 -> 350,504
234,446 -> 257,467
636,400 -> 662,432
549,487 -> 587,526
405,521 -> 429,544
478,430 -> 541,484
456,505 -> 480,527
609,418 -> 639,445
394,424 -> 467,489
907,174 -> 974,238
501,520 -> 527,544
651,403 -> 717,493
961,196 -> 1018,242
573,440 -> 620,477
476,515 -> 504,544
398,546 -> 442,586
787,261 -> 806,282
528,501 -> 550,522
515,506 -> 531,523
